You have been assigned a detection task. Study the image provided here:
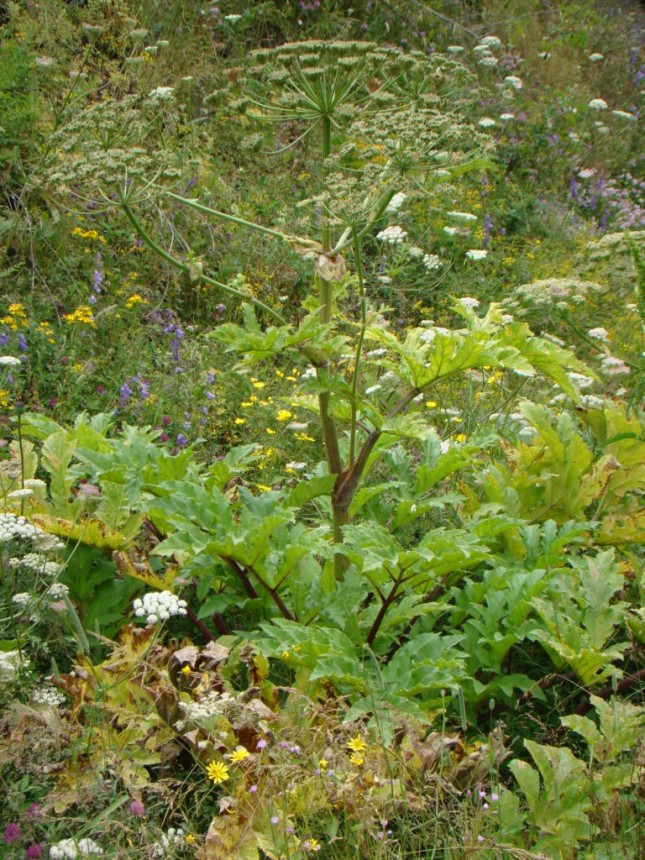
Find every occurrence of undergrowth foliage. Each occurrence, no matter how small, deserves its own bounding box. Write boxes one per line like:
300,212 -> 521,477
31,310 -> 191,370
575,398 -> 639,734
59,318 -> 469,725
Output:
0,0 -> 644,858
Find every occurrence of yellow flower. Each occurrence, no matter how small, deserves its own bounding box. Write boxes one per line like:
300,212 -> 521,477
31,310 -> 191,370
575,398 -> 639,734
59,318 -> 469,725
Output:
206,761 -> 230,784
266,428 -> 276,435
0,390 -> 9,409
347,735 -> 366,753
256,483 -> 272,492
234,417 -> 246,425
252,380 -> 265,389
181,665 -> 192,676
125,293 -> 147,309
425,400 -> 437,408
229,746 -> 250,763
276,410 -> 292,422
304,838 -> 321,852
295,433 -> 315,442
454,433 -> 468,443
185,834 -> 195,845
349,753 -> 364,766
318,759 -> 328,770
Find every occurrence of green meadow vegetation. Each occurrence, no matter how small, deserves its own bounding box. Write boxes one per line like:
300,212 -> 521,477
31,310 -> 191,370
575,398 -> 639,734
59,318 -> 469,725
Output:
0,0 -> 644,856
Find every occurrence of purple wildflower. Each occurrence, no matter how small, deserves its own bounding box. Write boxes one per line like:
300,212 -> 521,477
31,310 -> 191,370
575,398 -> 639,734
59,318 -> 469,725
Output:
18,334 -> 27,352
129,799 -> 146,817
4,823 -> 22,843
26,845 -> 44,859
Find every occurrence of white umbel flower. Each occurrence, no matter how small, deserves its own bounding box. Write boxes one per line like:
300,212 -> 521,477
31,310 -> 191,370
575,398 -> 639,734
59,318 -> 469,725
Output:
385,192 -> 407,213
588,98 -> 608,110
376,225 -> 407,245
133,591 -> 188,625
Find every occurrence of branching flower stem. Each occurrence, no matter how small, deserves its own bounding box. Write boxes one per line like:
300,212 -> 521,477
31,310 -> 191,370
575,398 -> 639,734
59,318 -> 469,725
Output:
120,199 -> 288,325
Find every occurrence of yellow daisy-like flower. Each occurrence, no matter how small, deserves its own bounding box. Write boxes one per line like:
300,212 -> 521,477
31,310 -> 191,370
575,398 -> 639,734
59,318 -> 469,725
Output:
318,759 -> 328,770
349,753 -> 364,766
234,417 -> 246,425
276,409 -> 293,422
229,746 -> 251,763
304,838 -> 322,852
180,665 -> 192,676
347,735 -> 366,753
185,834 -> 195,845
206,761 -> 230,784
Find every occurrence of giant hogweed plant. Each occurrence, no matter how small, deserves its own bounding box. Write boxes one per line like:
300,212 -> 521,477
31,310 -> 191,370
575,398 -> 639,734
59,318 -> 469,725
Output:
112,44 -> 603,687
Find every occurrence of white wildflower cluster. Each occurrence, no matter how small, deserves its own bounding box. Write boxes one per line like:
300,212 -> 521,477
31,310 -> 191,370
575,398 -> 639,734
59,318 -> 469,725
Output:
151,828 -> 185,858
510,277 -> 603,308
458,297 -> 480,309
580,394 -> 605,410
447,211 -> 477,223
50,838 -> 103,859
133,591 -> 188,624
611,110 -> 636,121
0,650 -> 24,683
148,86 -> 175,100
588,53 -> 604,62
385,192 -> 407,213
48,583 -> 70,599
32,684 -> 66,707
504,75 -> 523,90
587,327 -> 609,341
600,356 -> 630,375
0,355 -> 21,366
588,98 -> 608,110
7,488 -> 34,500
175,691 -> 236,730
17,552 -> 64,576
478,117 -> 496,128
568,372 -> 595,390
465,249 -> 488,261
423,254 -> 442,271
11,592 -> 31,607
0,513 -> 45,544
376,225 -> 407,245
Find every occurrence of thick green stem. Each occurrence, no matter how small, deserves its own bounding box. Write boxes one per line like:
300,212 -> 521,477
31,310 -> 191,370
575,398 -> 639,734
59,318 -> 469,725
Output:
166,192 -> 291,243
348,228 -> 367,466
120,200 -> 287,325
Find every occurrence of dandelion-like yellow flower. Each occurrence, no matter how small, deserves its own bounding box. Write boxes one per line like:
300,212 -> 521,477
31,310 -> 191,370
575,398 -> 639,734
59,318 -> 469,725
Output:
229,747 -> 250,763
180,665 -> 192,676
318,759 -> 328,770
234,417 -> 246,425
185,834 -> 195,845
206,761 -> 230,784
347,735 -> 366,753
349,753 -> 364,766
276,409 -> 292,422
